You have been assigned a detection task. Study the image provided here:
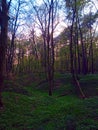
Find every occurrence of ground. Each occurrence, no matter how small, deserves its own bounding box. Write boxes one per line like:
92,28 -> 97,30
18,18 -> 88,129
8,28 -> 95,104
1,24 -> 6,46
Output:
0,73 -> 98,130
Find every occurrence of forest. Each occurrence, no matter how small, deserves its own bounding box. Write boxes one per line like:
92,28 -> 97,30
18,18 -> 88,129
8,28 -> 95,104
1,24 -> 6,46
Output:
0,0 -> 98,129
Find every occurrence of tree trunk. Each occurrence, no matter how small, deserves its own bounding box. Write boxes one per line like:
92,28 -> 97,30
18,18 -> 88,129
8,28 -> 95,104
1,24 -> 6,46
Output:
0,0 -> 9,108
69,0 -> 85,98
78,17 -> 87,75
90,27 -> 94,74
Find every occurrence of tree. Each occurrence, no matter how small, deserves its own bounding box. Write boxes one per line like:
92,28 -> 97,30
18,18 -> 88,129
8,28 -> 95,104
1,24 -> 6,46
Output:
65,0 -> 87,98
7,0 -> 21,75
0,0 -> 12,108
31,0 -> 59,95
6,0 -> 28,75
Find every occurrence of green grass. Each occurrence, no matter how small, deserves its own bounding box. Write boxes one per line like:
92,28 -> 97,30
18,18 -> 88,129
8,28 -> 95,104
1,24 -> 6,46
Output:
0,73 -> 98,130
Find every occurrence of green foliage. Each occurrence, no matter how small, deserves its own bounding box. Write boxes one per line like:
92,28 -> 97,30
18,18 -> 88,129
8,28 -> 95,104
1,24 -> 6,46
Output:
1,73 -> 98,129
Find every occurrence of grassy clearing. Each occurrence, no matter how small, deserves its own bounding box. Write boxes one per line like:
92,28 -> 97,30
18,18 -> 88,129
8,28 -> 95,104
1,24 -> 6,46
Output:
0,73 -> 98,130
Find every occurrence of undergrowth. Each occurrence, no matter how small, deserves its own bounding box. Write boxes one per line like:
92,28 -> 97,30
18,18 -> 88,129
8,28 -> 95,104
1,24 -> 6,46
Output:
0,73 -> 98,130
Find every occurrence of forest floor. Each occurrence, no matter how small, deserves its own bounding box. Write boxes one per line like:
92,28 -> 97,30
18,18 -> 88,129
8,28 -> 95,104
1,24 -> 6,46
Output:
0,73 -> 98,130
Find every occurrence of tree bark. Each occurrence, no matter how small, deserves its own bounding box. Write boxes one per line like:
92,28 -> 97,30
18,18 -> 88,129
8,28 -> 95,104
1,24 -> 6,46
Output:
0,0 -> 9,108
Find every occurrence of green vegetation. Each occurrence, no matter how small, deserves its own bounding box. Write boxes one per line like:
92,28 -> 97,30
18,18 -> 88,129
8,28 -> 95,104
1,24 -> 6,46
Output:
0,73 -> 98,130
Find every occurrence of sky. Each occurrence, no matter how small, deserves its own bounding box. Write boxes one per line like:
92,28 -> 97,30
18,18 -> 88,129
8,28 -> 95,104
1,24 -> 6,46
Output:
32,0 -> 98,37
9,0 -> 98,38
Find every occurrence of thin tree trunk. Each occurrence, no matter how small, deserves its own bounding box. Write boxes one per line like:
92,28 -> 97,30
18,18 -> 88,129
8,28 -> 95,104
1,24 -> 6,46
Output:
69,0 -> 85,98
76,18 -> 81,74
78,17 -> 87,75
7,0 -> 20,75
50,0 -> 55,96
69,9 -> 75,79
90,27 -> 94,74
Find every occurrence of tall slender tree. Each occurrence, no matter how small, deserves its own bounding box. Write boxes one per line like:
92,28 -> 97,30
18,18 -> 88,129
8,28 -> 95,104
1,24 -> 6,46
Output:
32,0 -> 59,95
7,0 -> 21,75
65,0 -> 86,98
